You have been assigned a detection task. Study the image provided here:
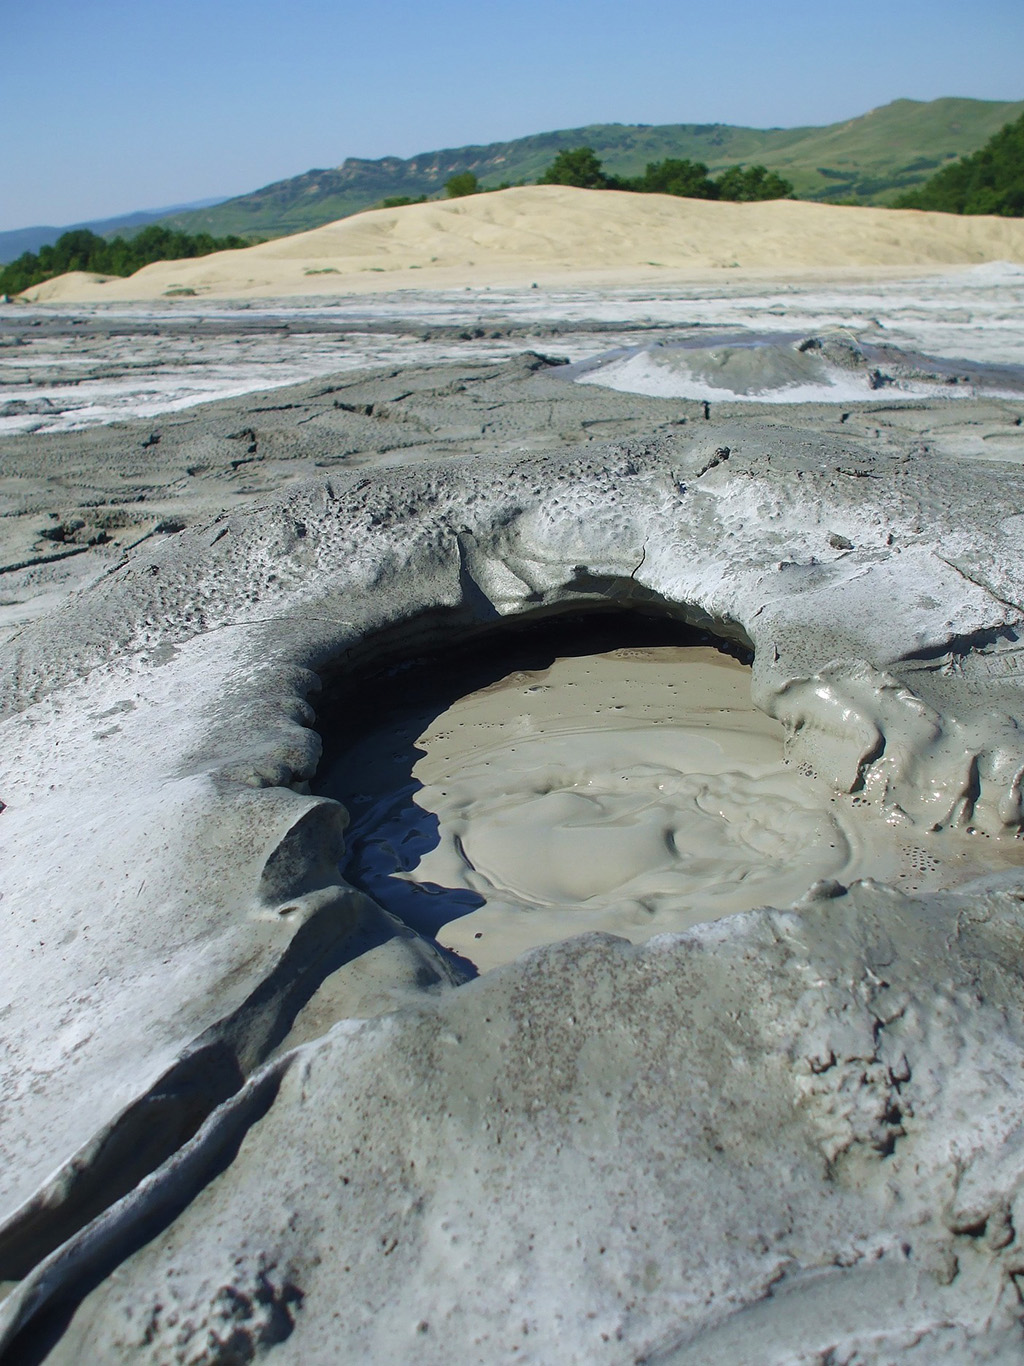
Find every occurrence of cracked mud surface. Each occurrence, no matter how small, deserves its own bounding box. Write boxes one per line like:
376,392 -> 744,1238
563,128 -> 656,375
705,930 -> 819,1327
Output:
3,335 -> 1022,648
3,278 -> 1024,1362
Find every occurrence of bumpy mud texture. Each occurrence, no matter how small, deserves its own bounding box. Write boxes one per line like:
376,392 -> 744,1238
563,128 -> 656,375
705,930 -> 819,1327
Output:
4,359 -> 1024,1360
14,898 -> 1024,1364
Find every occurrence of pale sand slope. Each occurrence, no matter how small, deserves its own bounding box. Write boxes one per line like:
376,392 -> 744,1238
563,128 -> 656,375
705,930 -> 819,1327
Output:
21,184 -> 1024,303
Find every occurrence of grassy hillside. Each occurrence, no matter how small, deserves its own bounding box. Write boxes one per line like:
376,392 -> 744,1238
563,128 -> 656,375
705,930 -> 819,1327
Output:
760,97 -> 1024,202
144,96 -> 1024,242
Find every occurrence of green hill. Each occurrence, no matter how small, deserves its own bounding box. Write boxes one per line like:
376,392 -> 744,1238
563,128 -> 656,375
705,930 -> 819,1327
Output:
896,111 -> 1024,215
150,96 -> 1024,242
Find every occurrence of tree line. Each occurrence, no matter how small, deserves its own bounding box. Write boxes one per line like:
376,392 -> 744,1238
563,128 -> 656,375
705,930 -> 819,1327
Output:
6,116 -> 1020,297
0,225 -> 253,297
438,149 -> 792,202
535,147 -> 794,201
895,111 -> 1024,216
440,117 -> 1024,216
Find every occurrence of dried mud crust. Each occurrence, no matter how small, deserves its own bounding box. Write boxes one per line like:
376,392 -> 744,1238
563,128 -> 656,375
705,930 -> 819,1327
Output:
1,345 -> 1021,642
2,397 -> 1024,1359
8,888 -> 1024,1364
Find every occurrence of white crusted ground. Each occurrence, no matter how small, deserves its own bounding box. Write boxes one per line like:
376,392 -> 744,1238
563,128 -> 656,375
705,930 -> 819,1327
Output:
2,346 -> 1024,1360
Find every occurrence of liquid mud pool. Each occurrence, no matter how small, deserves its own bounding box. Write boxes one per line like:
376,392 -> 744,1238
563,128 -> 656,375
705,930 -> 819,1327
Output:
323,640 -> 1024,973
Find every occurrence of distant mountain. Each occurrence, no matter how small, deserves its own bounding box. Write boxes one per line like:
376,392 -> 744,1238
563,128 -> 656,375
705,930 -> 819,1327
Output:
6,97 -> 1022,262
0,198 -> 227,264
147,97 -> 1024,243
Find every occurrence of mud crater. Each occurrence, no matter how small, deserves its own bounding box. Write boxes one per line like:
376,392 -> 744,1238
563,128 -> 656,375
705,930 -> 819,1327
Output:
317,611 -> 1020,973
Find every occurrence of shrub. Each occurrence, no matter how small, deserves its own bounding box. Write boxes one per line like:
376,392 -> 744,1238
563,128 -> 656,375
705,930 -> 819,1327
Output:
538,148 -> 611,189
444,172 -> 480,199
714,164 -> 794,201
535,150 -> 793,202
631,158 -> 717,198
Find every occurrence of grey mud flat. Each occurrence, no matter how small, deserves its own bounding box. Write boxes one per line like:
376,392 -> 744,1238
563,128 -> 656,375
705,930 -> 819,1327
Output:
3,341 -> 1024,1362
3,338 -> 1022,640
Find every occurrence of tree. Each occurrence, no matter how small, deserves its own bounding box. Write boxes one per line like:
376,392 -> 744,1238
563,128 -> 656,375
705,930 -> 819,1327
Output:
895,112 -> 1024,216
534,149 -> 794,203
714,165 -> 793,201
538,147 -> 610,189
444,172 -> 480,198
630,158 -> 718,199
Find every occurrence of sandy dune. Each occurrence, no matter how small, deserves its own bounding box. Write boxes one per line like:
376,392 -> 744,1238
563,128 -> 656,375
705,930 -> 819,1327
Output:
21,185 -> 1024,302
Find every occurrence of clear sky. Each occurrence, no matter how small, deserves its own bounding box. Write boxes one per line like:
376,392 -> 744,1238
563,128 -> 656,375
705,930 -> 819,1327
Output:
2,0 -> 1022,231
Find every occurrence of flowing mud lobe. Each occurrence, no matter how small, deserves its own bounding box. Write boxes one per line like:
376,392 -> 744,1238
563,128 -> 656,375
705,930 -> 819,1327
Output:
573,330 -> 1024,404
322,620 -> 1021,972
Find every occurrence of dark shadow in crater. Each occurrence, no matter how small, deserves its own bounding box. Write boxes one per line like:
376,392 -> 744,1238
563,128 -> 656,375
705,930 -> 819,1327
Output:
314,606 -> 749,965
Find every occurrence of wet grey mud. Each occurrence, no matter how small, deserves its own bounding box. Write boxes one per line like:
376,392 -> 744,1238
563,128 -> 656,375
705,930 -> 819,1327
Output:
320,614 -> 1023,973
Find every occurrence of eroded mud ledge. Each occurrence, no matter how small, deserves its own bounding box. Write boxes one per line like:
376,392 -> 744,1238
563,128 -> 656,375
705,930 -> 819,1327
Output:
4,390 -> 1024,1359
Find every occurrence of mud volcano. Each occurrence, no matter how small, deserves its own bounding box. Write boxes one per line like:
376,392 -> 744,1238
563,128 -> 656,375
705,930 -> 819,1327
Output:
574,330 -> 1024,404
5,418 -> 1024,1363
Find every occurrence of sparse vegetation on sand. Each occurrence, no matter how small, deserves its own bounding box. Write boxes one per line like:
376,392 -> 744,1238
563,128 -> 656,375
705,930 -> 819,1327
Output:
0,225 -> 254,296
380,175 -> 515,209
444,172 -> 481,198
896,112 -> 1024,216
538,147 -> 794,201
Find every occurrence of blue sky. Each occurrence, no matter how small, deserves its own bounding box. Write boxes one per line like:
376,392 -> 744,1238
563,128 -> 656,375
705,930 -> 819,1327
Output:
2,0 -> 1022,230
